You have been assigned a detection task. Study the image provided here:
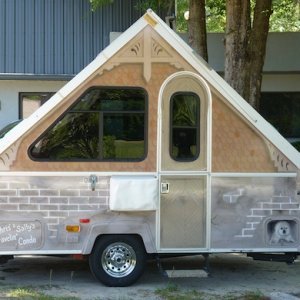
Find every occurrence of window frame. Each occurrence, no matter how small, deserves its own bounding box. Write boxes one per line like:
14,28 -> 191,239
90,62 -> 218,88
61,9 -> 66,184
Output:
28,86 -> 148,162
169,91 -> 201,162
19,92 -> 54,119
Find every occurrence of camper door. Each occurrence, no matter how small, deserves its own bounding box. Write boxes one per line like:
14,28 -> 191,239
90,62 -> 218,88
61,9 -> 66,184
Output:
158,72 -> 211,251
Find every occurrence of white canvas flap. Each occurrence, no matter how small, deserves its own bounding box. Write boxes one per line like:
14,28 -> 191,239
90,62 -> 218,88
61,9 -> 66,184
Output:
110,176 -> 158,211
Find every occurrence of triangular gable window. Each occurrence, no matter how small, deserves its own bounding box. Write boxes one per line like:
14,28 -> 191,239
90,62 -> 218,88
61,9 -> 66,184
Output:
29,87 -> 147,162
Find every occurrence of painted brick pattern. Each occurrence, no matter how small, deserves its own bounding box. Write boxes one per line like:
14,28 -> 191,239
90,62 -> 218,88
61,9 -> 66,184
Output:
223,189 -> 244,204
0,176 -> 110,234
235,194 -> 300,238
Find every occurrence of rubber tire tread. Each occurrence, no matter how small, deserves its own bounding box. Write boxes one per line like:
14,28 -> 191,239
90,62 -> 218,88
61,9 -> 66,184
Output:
89,235 -> 146,287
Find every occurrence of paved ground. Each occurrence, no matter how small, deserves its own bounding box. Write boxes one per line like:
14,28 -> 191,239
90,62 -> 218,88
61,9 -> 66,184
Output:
0,253 -> 299,299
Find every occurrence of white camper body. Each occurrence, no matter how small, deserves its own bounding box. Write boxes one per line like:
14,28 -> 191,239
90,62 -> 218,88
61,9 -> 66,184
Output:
0,10 -> 299,286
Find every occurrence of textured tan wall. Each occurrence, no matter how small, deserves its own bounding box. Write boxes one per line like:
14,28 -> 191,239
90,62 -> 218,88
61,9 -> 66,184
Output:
212,93 -> 276,172
11,69 -> 277,173
11,63 -> 178,172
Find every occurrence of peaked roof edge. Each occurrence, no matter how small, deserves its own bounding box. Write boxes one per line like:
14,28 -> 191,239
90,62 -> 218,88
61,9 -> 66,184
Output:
0,9 -> 299,170
147,10 -> 300,169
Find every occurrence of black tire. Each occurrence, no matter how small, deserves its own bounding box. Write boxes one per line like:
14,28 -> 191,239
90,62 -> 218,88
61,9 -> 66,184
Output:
89,235 -> 147,287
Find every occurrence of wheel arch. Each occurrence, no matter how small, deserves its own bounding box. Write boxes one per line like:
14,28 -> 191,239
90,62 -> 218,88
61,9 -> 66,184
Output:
82,222 -> 156,255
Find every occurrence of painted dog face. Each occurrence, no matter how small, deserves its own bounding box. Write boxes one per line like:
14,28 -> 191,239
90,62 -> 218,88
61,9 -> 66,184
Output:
275,221 -> 291,237
270,221 -> 295,244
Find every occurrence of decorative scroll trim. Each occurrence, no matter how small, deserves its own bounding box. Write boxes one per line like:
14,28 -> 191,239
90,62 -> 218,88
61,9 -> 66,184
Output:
99,27 -> 183,82
0,141 -> 21,171
130,40 -> 143,57
267,142 -> 297,172
151,38 -> 170,57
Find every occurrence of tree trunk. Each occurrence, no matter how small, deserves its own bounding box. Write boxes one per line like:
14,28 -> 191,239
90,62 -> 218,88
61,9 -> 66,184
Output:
224,0 -> 251,100
248,0 -> 272,109
224,0 -> 272,110
188,0 -> 208,62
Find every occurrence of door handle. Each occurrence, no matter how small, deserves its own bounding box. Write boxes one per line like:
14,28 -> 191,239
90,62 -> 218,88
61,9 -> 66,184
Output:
161,182 -> 169,194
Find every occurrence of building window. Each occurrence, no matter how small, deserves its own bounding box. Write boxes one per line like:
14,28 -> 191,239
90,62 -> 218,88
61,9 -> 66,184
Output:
29,87 -> 147,161
170,92 -> 200,161
19,92 -> 54,119
260,92 -> 300,151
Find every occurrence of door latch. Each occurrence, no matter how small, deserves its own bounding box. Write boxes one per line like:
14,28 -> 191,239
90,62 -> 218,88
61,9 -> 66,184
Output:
89,174 -> 98,191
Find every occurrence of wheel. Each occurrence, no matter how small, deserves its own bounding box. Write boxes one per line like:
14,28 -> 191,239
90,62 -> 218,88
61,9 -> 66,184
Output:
89,235 -> 147,287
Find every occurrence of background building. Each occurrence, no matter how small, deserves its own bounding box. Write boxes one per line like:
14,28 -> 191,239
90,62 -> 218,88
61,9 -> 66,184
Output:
0,0 -> 141,128
197,32 -> 300,143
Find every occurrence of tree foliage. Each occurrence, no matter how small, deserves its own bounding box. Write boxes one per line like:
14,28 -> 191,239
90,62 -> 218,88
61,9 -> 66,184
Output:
135,0 -> 174,15
270,0 -> 300,31
176,0 -> 300,32
89,0 -> 300,32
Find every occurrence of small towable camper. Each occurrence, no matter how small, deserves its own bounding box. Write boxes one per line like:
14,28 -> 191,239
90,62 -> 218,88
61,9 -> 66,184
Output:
0,10 -> 299,287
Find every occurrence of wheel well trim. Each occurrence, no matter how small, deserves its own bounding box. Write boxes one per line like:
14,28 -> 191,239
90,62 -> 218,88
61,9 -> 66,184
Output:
82,222 -> 156,255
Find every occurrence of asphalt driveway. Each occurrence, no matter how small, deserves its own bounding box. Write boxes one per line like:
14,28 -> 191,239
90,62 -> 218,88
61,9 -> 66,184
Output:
0,253 -> 299,299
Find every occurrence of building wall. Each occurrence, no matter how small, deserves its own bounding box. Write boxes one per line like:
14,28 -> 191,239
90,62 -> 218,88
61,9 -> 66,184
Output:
0,0 -> 141,129
0,0 -> 141,76
262,74 -> 300,92
0,80 -> 68,129
183,32 -> 300,74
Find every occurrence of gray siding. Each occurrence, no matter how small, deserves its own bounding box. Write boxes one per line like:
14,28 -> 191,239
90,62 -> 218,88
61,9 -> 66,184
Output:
0,0 -> 141,76
180,32 -> 300,73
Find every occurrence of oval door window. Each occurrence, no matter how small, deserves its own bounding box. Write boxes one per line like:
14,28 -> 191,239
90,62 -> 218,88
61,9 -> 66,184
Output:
170,92 -> 200,161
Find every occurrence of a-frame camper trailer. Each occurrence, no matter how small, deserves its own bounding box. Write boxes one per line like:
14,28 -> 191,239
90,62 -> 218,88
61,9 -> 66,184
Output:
0,10 -> 299,286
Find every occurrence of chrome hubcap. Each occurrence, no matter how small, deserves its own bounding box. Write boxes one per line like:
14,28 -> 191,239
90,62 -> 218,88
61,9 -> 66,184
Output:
101,242 -> 136,278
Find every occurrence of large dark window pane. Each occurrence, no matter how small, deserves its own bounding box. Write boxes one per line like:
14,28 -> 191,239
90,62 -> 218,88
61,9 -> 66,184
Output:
29,87 -> 147,161
103,114 -> 145,159
31,113 -> 99,159
260,92 -> 300,138
170,93 -> 200,161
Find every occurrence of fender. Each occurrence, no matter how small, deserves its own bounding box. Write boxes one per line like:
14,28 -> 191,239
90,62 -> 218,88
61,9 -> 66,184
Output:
82,220 -> 157,255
